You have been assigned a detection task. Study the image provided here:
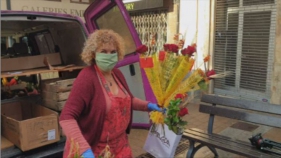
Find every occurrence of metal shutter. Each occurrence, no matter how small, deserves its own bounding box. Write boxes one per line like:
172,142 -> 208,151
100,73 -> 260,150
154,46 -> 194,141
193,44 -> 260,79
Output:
213,0 -> 277,102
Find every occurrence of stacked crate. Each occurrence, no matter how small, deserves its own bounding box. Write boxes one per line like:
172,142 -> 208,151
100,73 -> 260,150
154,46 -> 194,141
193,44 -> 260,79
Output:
41,78 -> 75,137
41,78 -> 75,111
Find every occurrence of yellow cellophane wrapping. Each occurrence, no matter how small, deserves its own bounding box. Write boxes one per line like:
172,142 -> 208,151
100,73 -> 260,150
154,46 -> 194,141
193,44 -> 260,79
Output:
149,111 -> 165,124
143,54 -> 164,105
163,69 -> 204,107
160,53 -> 182,93
164,57 -> 195,99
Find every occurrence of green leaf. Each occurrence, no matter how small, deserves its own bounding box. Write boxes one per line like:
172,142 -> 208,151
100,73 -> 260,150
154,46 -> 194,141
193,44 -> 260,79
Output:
169,111 -> 177,116
170,106 -> 180,111
178,120 -> 188,126
164,118 -> 170,124
170,100 -> 175,105
172,126 -> 178,134
168,125 -> 172,130
167,110 -> 172,115
198,80 -> 208,90
173,117 -> 179,123
175,99 -> 181,106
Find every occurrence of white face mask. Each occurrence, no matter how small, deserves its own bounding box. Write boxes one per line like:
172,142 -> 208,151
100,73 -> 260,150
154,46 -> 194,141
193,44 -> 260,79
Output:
95,52 -> 118,72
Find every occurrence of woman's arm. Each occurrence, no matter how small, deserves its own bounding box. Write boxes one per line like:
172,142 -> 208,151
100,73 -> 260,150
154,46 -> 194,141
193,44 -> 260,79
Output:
60,119 -> 90,154
132,97 -> 149,111
59,68 -> 95,155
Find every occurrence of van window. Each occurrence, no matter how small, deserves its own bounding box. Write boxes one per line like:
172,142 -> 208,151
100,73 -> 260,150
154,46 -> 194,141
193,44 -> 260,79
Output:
96,6 -> 136,55
1,37 -> 7,55
1,16 -> 86,66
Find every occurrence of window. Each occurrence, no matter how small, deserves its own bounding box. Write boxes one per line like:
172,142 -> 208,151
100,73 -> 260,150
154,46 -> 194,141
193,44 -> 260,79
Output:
95,6 -> 136,55
1,37 -> 7,55
213,0 -> 277,101
70,0 -> 89,4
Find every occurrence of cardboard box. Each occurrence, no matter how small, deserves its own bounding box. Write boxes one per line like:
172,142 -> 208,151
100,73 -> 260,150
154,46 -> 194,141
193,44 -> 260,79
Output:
1,101 -> 60,151
1,53 -> 62,72
1,135 -> 15,150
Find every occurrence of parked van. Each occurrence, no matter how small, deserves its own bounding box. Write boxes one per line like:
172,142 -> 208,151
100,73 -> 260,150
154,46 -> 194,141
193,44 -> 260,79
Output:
1,0 -> 153,157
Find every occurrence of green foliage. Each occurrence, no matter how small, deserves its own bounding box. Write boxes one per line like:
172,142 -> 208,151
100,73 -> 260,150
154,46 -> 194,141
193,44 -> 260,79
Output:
198,80 -> 208,91
164,98 -> 188,134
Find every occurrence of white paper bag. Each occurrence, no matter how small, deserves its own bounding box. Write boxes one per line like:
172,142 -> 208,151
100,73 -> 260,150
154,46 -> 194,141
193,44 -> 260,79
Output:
143,124 -> 182,158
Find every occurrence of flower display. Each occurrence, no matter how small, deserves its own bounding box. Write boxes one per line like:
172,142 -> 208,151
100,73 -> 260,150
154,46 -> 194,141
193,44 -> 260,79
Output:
137,33 -> 220,135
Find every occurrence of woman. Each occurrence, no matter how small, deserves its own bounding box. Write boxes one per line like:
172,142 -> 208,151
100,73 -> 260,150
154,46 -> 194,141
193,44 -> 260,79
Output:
59,29 -> 162,158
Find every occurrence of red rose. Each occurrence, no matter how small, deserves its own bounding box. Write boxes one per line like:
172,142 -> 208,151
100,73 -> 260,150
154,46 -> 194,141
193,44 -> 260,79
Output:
178,107 -> 188,117
136,45 -> 148,54
206,69 -> 216,79
174,94 -> 184,100
163,44 -> 179,53
169,44 -> 179,53
163,44 -> 170,51
174,93 -> 188,100
181,48 -> 188,56
181,45 -> 196,56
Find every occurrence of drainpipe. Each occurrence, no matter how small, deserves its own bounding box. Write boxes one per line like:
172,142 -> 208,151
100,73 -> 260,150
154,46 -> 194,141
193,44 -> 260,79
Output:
6,0 -> 11,10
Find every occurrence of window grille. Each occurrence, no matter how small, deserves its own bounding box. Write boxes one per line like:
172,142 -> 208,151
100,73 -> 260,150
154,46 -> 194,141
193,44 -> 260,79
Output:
130,11 -> 167,53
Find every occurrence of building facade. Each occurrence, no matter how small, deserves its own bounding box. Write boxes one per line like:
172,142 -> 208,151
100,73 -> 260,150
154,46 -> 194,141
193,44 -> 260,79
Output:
179,0 -> 281,104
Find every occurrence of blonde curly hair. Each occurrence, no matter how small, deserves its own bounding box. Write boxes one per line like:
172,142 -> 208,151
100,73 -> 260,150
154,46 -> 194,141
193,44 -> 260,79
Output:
81,29 -> 125,65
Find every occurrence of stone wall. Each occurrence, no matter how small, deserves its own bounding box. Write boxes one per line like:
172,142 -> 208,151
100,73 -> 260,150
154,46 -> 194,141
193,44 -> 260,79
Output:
271,0 -> 281,104
166,0 -> 179,43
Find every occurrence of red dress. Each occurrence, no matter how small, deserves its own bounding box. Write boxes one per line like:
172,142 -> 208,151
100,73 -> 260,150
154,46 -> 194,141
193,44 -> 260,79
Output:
93,66 -> 133,158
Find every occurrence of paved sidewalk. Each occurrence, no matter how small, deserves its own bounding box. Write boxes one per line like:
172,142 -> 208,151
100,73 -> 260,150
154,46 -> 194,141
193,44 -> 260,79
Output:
128,103 -> 281,158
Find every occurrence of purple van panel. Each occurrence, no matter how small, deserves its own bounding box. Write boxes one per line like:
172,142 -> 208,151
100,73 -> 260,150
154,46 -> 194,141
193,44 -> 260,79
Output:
114,0 -> 157,104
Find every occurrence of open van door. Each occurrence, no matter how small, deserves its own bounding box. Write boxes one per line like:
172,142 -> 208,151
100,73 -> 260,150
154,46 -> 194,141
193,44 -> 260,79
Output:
84,0 -> 155,128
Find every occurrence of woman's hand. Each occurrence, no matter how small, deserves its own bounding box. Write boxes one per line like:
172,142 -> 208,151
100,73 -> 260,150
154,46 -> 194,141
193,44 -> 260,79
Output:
82,149 -> 95,158
147,103 -> 164,112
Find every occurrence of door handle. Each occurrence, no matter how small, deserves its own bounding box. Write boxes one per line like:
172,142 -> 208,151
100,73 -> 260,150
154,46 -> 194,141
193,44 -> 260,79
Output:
129,64 -> 135,76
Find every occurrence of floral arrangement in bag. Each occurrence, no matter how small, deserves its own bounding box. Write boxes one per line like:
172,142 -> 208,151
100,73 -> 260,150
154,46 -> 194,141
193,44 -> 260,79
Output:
136,33 -> 229,134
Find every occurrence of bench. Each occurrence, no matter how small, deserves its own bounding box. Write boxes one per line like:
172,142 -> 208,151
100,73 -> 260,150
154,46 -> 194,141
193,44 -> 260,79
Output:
183,94 -> 281,158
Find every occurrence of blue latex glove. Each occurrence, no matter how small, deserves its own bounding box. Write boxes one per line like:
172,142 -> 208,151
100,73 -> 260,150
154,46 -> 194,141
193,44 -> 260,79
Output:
82,149 -> 95,158
147,103 -> 163,112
